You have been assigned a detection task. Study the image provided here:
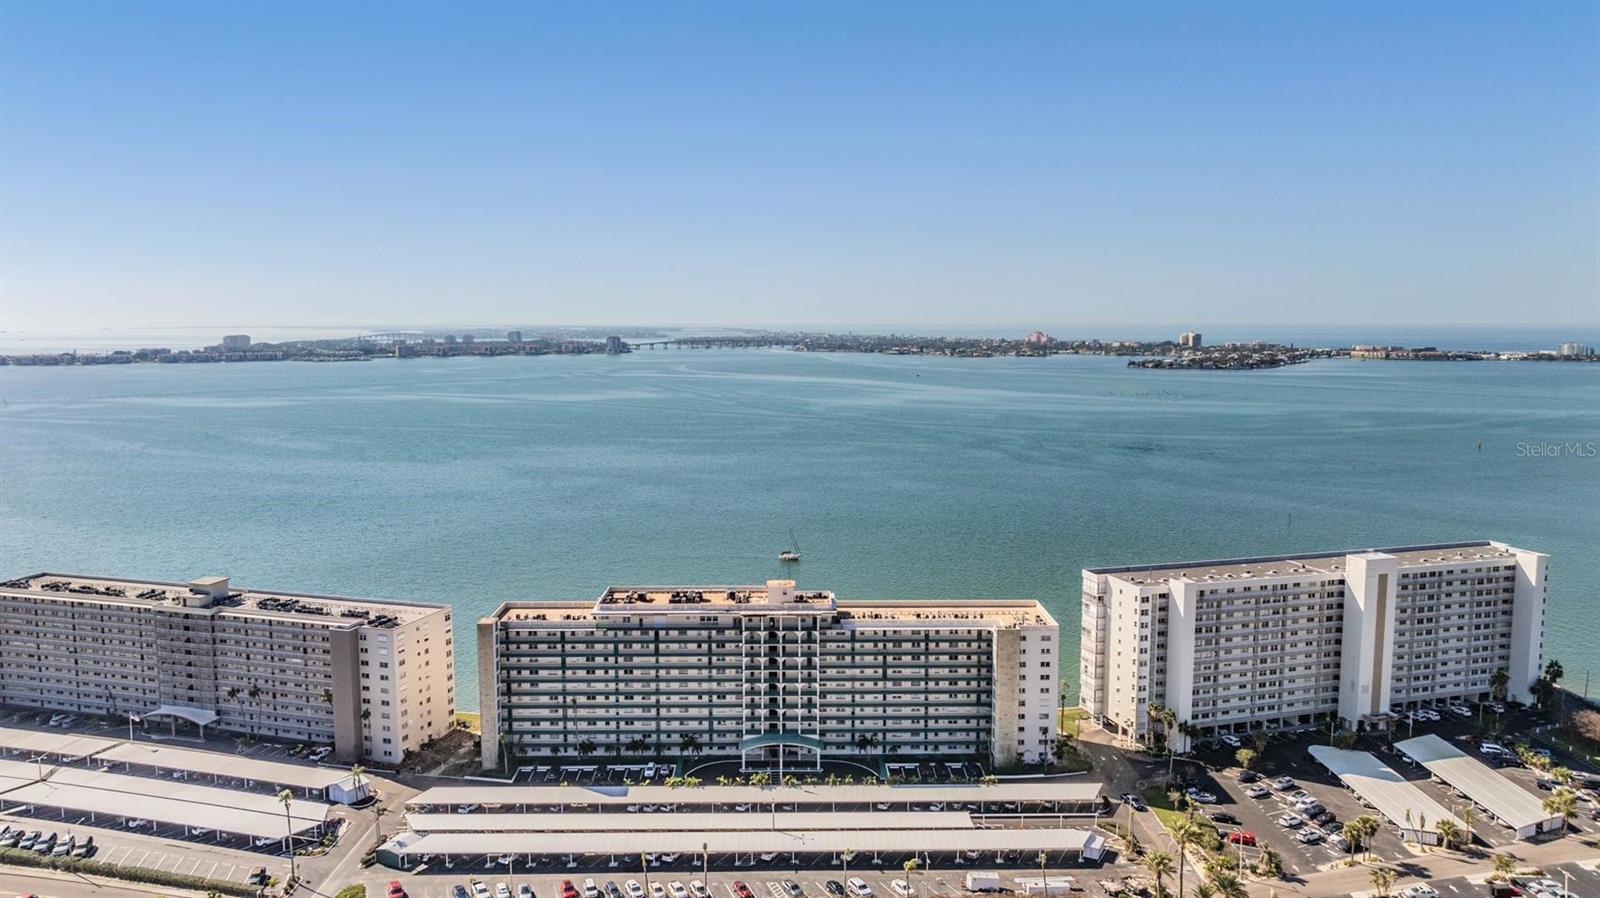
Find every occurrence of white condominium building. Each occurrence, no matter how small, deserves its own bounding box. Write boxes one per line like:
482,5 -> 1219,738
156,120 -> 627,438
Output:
0,572 -> 457,764
478,580 -> 1058,772
1079,541 -> 1547,751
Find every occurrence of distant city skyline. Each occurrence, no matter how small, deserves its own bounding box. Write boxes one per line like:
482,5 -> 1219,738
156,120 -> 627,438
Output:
1,0 -> 1596,330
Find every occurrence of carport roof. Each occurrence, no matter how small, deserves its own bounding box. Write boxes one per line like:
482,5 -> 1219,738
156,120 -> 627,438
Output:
407,782 -> 1101,808
383,827 -> 1100,857
1394,734 -> 1559,833
42,765 -> 327,822
96,741 -> 350,791
407,811 -> 977,833
1307,746 -> 1463,834
0,725 -> 120,759
0,779 -> 327,840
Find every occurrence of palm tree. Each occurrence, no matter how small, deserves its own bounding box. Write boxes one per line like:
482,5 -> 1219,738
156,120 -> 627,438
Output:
679,733 -> 703,757
1145,703 -> 1168,753
1551,765 -> 1574,788
1490,852 -> 1517,881
321,688 -> 334,706
276,788 -> 298,881
903,857 -> 920,896
1349,814 -> 1381,861
1234,748 -> 1256,771
1433,819 -> 1463,850
1191,885 -> 1217,898
577,738 -> 598,759
1142,850 -> 1174,898
1544,787 -> 1579,834
1036,851 -> 1048,887
1490,668 -> 1510,701
841,848 -> 855,880
1208,871 -> 1247,898
1170,815 -> 1203,898
1369,868 -> 1395,898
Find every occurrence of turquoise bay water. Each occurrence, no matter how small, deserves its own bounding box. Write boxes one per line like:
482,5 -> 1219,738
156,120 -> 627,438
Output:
2,351 -> 1596,708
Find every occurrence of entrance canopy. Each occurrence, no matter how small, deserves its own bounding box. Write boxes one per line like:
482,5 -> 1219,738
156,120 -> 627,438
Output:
143,706 -> 220,728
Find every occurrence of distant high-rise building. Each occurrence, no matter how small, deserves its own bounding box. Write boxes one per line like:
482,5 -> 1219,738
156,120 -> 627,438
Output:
605,335 -> 626,354
1024,331 -> 1055,345
506,331 -> 523,343
221,334 -> 251,350
443,334 -> 458,345
1557,342 -> 1591,357
1178,331 -> 1202,349
461,334 -> 475,344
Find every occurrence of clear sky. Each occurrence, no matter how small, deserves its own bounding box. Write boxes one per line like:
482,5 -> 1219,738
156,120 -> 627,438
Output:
0,0 -> 1596,331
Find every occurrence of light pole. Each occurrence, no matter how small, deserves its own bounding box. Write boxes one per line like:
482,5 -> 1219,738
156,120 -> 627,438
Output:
702,842 -> 710,895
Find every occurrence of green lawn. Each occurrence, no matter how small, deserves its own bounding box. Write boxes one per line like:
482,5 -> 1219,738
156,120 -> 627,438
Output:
1057,707 -> 1089,736
1142,784 -> 1189,831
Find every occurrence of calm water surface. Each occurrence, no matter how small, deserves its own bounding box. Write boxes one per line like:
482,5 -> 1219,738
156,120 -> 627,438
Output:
3,351 -> 1596,707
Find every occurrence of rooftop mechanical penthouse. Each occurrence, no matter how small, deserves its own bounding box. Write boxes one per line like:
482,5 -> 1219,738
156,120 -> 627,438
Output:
478,579 -> 1058,772
1079,541 -> 1547,751
0,572 -> 456,764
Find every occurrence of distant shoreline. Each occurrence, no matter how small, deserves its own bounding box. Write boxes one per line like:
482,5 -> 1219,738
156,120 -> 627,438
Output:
2,329 -> 1595,368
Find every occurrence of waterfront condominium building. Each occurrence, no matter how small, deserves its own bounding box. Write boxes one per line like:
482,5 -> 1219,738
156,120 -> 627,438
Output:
1079,541 -> 1547,751
478,580 -> 1058,772
0,572 -> 456,764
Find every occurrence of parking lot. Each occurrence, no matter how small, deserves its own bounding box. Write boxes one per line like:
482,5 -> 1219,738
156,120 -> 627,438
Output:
356,863 -> 1110,898
1154,704 -> 1600,879
0,811 -> 289,886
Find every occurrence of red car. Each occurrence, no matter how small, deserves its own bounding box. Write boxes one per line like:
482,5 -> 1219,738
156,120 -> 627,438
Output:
388,883 -> 409,898
1226,830 -> 1257,846
562,881 -> 580,898
733,883 -> 754,898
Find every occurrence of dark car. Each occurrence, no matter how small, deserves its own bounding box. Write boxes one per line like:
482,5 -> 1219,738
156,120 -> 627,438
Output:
826,883 -> 846,897
1121,793 -> 1148,811
1237,770 -> 1260,784
608,882 -> 624,898
1208,811 -> 1239,825
1312,810 -> 1336,825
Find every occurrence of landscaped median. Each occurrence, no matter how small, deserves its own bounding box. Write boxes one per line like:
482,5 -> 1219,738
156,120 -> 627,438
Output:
0,846 -> 259,896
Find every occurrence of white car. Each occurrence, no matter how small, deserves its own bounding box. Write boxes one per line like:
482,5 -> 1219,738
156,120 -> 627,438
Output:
690,882 -> 709,898
1448,705 -> 1472,718
1186,789 -> 1217,804
1271,776 -> 1296,790
650,884 -> 665,898
473,883 -> 492,898
1416,709 -> 1440,721
1520,881 -> 1562,897
1219,734 -> 1242,748
1296,829 -> 1322,845
890,881 -> 914,897
669,883 -> 689,898
125,819 -> 149,829
1397,887 -> 1438,898
847,879 -> 873,897
1245,785 -> 1271,799
497,885 -> 513,898
626,882 -> 645,898
1277,813 -> 1304,828
585,880 -> 601,898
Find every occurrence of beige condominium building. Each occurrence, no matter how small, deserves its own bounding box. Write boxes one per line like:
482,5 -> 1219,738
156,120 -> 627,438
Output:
1079,541 -> 1547,751
0,572 -> 456,765
478,580 -> 1058,772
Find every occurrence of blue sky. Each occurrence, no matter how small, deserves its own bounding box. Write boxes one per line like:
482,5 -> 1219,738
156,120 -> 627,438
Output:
0,0 -> 1595,330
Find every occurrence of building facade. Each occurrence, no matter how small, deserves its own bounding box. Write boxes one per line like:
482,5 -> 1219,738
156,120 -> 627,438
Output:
1178,331 -> 1202,349
479,580 -> 1058,771
0,573 -> 456,764
1079,541 -> 1547,750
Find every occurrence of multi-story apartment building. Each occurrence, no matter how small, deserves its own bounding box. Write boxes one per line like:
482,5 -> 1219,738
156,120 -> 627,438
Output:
1080,541 -> 1547,751
479,580 -> 1058,771
0,572 -> 456,764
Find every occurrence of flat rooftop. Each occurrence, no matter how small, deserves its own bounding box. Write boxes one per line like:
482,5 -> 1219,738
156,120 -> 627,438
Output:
1395,734 -> 1559,834
408,782 -> 1101,808
496,587 -> 1054,630
407,811 -> 978,833
1090,541 -> 1523,587
1307,746 -> 1463,835
0,572 -> 446,626
383,827 -> 1101,858
0,758 -> 328,840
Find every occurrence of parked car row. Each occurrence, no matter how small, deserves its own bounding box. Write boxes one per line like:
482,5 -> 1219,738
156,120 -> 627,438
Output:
0,824 -> 94,857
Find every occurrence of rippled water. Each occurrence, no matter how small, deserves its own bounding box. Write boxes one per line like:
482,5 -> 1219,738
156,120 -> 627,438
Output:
3,350 -> 1596,707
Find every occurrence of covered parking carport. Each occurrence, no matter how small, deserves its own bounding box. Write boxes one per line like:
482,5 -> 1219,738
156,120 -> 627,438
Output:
406,782 -> 1105,816
1308,745 -> 1466,845
378,826 -> 1105,872
1396,734 -> 1562,840
96,740 -> 366,803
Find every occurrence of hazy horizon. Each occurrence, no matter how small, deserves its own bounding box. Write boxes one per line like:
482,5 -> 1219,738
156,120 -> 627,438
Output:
2,1 -> 1597,330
